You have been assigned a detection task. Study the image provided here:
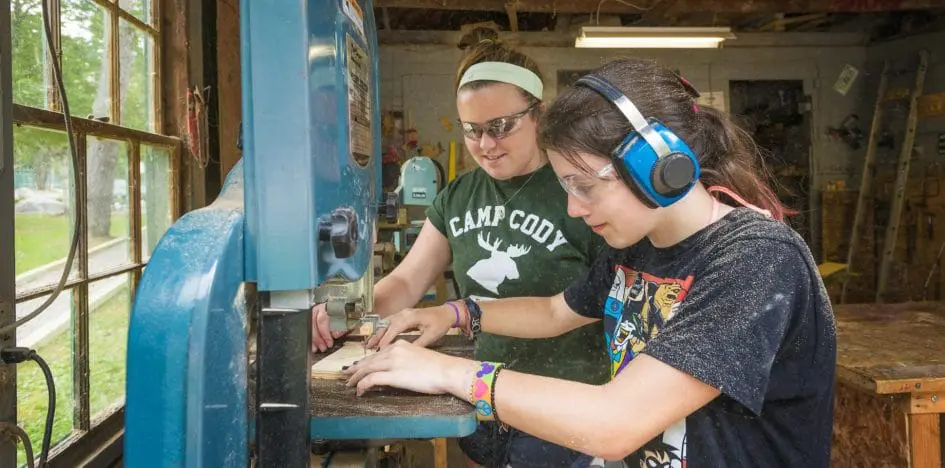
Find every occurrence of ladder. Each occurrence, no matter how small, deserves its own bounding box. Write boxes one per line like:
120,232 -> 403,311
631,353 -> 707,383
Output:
839,50 -> 930,303
839,60 -> 889,304
876,50 -> 929,303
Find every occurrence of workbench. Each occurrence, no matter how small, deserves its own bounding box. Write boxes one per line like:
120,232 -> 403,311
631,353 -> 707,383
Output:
833,302 -> 945,467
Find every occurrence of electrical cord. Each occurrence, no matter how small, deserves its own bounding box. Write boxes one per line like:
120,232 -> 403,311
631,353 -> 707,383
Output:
0,422 -> 35,468
0,0 -> 81,338
1,347 -> 55,468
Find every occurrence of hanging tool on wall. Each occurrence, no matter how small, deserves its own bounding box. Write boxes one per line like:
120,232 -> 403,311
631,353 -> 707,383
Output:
825,114 -> 864,150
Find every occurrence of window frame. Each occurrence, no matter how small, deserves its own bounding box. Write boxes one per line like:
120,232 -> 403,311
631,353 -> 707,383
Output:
1,0 -> 182,465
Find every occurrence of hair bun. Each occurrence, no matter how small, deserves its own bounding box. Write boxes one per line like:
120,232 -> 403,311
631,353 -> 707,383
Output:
459,26 -> 500,50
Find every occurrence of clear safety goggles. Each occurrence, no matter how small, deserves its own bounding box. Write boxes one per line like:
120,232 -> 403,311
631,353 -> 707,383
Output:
557,163 -> 619,203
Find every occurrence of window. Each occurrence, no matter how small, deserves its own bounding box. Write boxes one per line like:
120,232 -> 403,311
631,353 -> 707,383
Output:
7,0 -> 179,465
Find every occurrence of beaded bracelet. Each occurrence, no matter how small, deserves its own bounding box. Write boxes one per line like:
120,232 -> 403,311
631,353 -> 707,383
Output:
468,361 -> 504,422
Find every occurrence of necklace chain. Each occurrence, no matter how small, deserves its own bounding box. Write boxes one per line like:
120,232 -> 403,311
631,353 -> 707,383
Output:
493,167 -> 540,207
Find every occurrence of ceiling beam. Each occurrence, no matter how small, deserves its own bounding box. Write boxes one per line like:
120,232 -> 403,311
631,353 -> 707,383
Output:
375,0 -> 945,14
506,4 -> 519,31
636,0 -> 680,26
377,29 -> 868,47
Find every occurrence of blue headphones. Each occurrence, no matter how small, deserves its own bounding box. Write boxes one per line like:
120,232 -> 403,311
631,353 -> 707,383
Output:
575,74 -> 700,208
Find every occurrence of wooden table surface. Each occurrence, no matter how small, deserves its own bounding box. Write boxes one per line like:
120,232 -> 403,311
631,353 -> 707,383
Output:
835,301 -> 945,395
834,301 -> 945,468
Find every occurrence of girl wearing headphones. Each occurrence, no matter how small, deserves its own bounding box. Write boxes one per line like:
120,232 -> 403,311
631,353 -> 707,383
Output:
344,58 -> 837,467
313,39 -> 610,467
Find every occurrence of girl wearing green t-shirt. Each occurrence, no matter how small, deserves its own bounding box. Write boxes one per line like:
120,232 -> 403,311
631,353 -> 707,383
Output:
313,39 -> 609,467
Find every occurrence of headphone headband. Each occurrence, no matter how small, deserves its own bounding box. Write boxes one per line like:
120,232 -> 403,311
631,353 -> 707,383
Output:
572,72 -> 699,208
575,75 -> 672,159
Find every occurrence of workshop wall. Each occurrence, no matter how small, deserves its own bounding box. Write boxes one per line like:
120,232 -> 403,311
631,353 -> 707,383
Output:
379,36 -> 868,262
379,41 -> 867,186
823,31 -> 945,304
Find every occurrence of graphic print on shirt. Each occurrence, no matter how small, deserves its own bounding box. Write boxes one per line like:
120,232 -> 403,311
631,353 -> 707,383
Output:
639,424 -> 687,468
604,266 -> 693,468
604,266 -> 693,376
466,232 -> 532,294
447,205 -> 573,295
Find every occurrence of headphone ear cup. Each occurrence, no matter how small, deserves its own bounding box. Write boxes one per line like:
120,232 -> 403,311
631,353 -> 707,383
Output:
650,152 -> 697,197
612,149 -> 659,209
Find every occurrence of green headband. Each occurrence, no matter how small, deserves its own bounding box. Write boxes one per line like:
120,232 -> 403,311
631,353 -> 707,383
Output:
458,62 -> 543,99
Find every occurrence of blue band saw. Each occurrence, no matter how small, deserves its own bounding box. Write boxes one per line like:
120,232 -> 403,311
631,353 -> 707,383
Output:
123,1 -> 475,466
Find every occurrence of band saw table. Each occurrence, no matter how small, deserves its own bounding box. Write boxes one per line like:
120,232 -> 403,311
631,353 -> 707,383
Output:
248,334 -> 476,442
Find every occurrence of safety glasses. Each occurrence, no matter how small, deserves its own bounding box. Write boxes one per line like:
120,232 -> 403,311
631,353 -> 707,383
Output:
557,163 -> 620,203
458,102 -> 538,141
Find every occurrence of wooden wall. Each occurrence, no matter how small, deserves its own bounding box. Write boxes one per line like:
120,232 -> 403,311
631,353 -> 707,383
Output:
216,0 -> 242,183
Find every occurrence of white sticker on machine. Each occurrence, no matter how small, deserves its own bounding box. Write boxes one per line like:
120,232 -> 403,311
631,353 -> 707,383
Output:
346,34 -> 372,167
343,0 -> 365,39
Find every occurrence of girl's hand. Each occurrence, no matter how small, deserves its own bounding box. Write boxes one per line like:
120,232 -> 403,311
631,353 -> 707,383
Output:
366,303 -> 459,349
343,340 -> 474,398
312,302 -> 349,352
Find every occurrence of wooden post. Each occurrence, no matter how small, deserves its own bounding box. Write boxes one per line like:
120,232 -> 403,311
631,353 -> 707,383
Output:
431,438 -> 449,468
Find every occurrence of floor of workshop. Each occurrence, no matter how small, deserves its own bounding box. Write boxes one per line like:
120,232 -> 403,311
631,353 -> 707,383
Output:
402,439 -> 468,467
310,438 -> 468,467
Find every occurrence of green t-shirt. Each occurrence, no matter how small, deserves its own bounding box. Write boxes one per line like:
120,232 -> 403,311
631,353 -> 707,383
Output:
426,164 -> 609,384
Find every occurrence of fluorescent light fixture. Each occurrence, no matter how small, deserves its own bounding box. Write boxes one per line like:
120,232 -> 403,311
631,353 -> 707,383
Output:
575,26 -> 736,49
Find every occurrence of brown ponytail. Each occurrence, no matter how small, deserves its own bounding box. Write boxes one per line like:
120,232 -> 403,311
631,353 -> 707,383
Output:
539,58 -> 792,221
691,105 -> 794,221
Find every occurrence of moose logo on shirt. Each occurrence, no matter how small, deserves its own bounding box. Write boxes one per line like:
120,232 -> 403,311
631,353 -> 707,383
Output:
466,232 -> 532,294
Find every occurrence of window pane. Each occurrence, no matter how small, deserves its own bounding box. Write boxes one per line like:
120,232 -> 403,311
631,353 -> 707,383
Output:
10,0 -> 47,108
89,274 -> 131,417
62,0 -> 110,120
15,290 -> 76,467
87,137 -> 131,275
14,126 -> 79,296
142,145 -> 173,260
120,0 -> 151,26
120,20 -> 154,131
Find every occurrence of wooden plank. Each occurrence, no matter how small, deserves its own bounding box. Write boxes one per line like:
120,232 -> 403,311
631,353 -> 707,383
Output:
312,341 -> 377,379
907,413 -> 942,468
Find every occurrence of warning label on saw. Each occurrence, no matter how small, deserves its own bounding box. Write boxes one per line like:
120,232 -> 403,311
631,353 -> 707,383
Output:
346,34 -> 372,167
